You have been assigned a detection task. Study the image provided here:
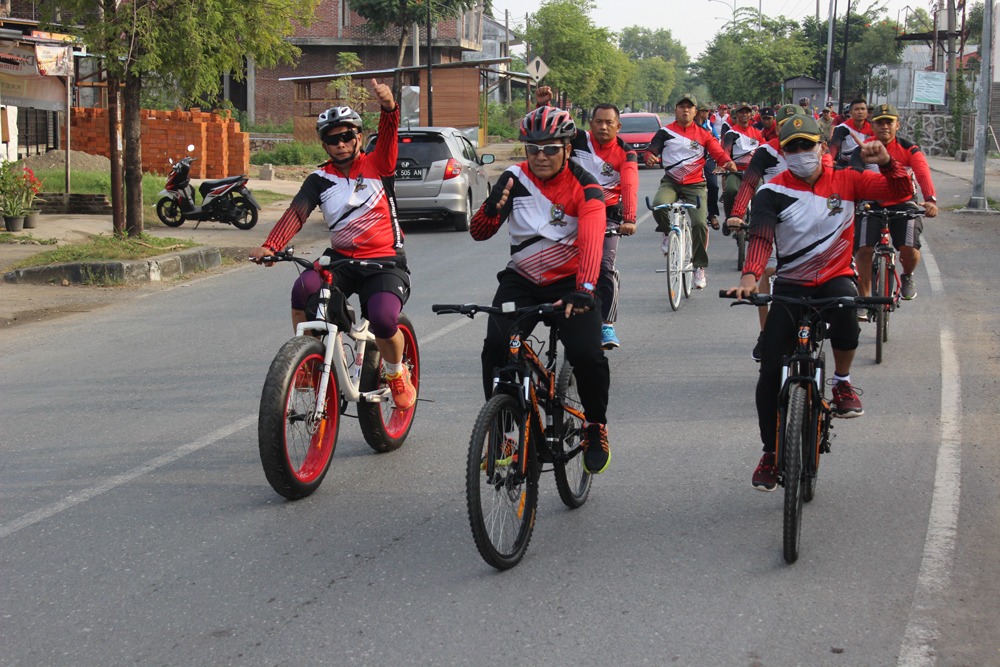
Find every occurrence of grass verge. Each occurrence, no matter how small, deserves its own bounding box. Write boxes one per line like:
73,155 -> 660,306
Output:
8,234 -> 197,270
0,232 -> 58,245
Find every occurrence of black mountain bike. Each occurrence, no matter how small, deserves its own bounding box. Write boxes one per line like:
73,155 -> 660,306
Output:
857,204 -> 923,364
432,302 -> 590,570
721,291 -> 891,563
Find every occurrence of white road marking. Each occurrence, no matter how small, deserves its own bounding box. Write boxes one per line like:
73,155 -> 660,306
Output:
897,237 -> 962,666
0,415 -> 256,540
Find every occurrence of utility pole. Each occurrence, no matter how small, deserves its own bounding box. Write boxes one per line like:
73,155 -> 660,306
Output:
504,10 -> 511,103
966,0 -> 994,210
824,0 -> 836,105
838,0 -> 852,111
947,0 -> 958,101
426,0 -> 433,125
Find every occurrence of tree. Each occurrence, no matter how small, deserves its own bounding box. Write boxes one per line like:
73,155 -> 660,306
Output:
326,53 -> 372,110
619,26 -> 689,68
525,0 -> 608,106
630,57 -> 675,111
350,0 -> 478,69
44,0 -> 318,237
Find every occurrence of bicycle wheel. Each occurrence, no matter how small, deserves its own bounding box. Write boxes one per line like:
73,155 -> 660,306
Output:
682,218 -> 693,298
802,387 -> 821,503
359,313 -> 420,452
736,229 -> 747,272
258,337 -> 341,500
883,262 -> 895,344
467,394 -> 539,570
665,231 -> 682,311
782,384 -> 806,564
873,257 -> 886,364
553,361 -> 592,508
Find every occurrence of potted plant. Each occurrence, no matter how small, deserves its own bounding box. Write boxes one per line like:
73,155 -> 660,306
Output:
0,160 -> 26,231
21,167 -> 42,229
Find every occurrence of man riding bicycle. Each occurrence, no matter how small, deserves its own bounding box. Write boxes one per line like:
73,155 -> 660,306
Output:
829,99 -> 873,168
724,114 -> 913,491
570,103 -> 639,350
470,106 -> 614,474
645,93 -> 736,289
721,102 -> 765,226
849,103 -> 938,301
249,79 -> 416,411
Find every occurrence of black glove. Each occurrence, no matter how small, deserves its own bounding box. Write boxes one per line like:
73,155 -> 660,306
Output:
562,290 -> 596,311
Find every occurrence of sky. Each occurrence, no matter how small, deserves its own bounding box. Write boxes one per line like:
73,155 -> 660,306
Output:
490,0 -> 934,60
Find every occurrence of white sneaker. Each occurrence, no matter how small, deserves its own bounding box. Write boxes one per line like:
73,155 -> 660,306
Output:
660,233 -> 671,255
693,267 -> 707,289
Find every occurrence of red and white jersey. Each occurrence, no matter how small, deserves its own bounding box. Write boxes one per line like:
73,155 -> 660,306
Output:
722,123 -> 765,171
470,161 -> 605,291
648,121 -> 730,185
263,107 -> 403,258
850,136 -> 935,206
569,131 -> 639,221
829,118 -> 873,168
743,159 -> 912,286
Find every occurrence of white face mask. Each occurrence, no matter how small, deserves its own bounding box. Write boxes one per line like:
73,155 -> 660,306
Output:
784,146 -> 821,178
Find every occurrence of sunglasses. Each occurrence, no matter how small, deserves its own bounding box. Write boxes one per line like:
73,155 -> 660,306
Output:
783,138 -> 818,153
323,130 -> 357,145
524,143 -> 564,157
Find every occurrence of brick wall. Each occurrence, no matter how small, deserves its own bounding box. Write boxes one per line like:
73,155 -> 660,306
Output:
64,108 -> 250,179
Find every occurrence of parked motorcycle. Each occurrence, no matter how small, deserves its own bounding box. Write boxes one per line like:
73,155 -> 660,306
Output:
156,145 -> 261,230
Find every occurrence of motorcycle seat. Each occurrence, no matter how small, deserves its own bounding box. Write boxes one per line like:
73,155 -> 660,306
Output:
199,174 -> 246,197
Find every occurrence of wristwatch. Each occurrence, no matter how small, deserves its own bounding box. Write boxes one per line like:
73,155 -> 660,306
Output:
925,197 -> 937,203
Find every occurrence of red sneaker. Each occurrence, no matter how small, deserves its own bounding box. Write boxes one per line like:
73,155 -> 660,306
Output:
386,366 -> 416,410
831,380 -> 863,418
752,452 -> 778,491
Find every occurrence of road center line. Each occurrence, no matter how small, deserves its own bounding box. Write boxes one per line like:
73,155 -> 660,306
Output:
0,415 -> 257,540
897,238 -> 962,666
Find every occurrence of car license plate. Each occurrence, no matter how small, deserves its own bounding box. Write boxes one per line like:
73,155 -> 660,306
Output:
396,167 -> 423,180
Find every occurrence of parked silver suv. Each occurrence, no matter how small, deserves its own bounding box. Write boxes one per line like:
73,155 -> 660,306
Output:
366,127 -> 494,232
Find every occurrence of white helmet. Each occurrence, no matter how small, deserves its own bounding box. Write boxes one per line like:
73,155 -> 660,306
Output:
316,106 -> 363,140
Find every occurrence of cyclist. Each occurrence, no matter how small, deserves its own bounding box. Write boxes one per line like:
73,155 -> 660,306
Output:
723,114 -> 914,491
850,103 -> 938,301
645,93 -> 736,289
754,107 -> 778,142
798,96 -> 817,118
817,106 -> 835,142
570,103 -> 639,349
720,102 -> 764,233
726,104 -> 810,361
697,103 -> 723,232
249,79 -> 416,411
470,106 -> 613,474
829,99 -> 873,168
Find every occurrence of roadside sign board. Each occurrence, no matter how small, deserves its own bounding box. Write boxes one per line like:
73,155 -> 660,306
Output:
527,57 -> 549,83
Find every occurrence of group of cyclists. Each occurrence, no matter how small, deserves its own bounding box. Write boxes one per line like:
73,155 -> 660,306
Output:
249,78 -> 938,490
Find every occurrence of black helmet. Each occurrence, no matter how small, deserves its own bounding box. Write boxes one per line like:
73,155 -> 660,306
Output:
316,106 -> 363,140
519,106 -> 577,142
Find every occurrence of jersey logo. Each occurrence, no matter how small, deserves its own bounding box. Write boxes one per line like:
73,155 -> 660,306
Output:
354,175 -> 367,192
827,194 -> 843,215
689,139 -> 700,151
549,203 -> 567,226
601,162 -> 614,177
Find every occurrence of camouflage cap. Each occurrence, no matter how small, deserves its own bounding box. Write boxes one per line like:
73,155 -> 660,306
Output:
779,114 -> 822,147
675,93 -> 697,107
733,101 -> 752,112
870,103 -> 900,121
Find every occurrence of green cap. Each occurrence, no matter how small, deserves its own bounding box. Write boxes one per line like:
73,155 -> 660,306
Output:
870,103 -> 899,121
779,114 -> 821,147
775,103 -> 804,125
675,93 -> 697,107
733,101 -> 752,112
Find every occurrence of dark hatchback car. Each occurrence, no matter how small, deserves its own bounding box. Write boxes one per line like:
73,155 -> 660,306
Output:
365,127 -> 495,231
617,112 -> 663,166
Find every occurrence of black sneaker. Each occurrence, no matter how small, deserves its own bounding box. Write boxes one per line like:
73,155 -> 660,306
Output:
900,274 -> 917,300
581,423 -> 611,474
751,332 -> 763,362
752,452 -> 778,491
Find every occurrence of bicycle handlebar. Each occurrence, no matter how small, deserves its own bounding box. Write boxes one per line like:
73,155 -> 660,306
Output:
645,195 -> 698,211
432,302 -> 557,318
256,248 -> 397,271
859,205 -> 924,220
717,290 -> 893,307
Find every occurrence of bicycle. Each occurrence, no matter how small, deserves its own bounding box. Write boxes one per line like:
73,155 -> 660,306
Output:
256,249 -> 420,500
431,301 -> 590,570
857,204 -> 923,364
647,195 -> 696,311
724,218 -> 750,272
720,291 -> 891,563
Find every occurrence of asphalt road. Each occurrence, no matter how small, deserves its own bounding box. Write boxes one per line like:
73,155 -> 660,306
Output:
1,167 -> 997,666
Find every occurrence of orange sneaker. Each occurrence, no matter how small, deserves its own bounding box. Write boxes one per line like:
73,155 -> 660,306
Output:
386,366 -> 416,410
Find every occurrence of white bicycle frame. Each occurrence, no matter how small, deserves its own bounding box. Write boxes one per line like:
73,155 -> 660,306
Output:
297,283 -> 392,422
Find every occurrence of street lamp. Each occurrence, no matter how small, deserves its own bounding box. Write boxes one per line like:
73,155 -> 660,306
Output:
708,0 -> 737,23
426,0 -> 433,125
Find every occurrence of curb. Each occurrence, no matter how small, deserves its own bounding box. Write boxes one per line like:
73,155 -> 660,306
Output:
2,246 -> 222,285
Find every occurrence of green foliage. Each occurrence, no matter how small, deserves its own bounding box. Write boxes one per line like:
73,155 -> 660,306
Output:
245,119 -> 295,134
487,103 -> 523,140
619,27 -> 689,67
9,234 -> 197,271
250,142 -> 329,166
326,53 -> 372,110
350,0 -> 476,66
630,57 -> 676,110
